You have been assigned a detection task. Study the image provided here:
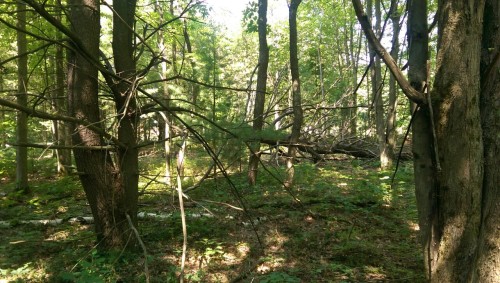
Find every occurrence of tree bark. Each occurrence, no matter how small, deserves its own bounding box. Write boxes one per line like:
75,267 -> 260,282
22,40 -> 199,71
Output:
111,0 -> 140,236
407,0 -> 438,279
383,10 -> 400,169
472,0 -> 500,280
369,0 -> 387,170
68,0 -> 139,250
68,0 -> 122,249
155,0 -> 172,186
248,0 -> 269,185
351,0 -> 425,104
285,0 -> 303,188
53,4 -> 71,175
16,1 -> 29,192
429,0 -> 485,281
355,0 -> 498,280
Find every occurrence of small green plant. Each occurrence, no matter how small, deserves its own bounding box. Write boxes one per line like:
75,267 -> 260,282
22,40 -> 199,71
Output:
196,238 -> 225,266
259,271 -> 301,283
58,249 -> 118,283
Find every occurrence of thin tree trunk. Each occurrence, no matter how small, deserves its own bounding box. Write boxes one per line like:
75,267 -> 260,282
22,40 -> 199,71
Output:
155,0 -> 172,186
371,0 -> 387,169
383,10 -> 400,169
407,0 -> 438,279
285,0 -> 303,188
54,5 -> 71,174
248,0 -> 269,185
111,0 -> 140,231
16,2 -> 29,192
344,18 -> 359,138
348,20 -> 361,137
183,20 -> 200,110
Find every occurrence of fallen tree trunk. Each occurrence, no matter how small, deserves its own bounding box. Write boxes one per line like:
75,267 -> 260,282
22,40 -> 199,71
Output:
0,212 -> 217,228
260,137 -> 412,161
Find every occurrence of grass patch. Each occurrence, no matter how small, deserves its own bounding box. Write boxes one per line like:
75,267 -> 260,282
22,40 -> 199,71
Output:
0,155 -> 425,282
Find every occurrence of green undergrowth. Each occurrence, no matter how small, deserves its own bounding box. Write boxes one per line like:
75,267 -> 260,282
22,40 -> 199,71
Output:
0,154 -> 424,282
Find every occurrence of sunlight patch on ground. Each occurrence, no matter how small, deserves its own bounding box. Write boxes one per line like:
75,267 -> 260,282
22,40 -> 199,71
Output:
46,230 -> 70,241
257,255 -> 287,273
265,228 -> 288,252
408,221 -> 420,231
57,206 -> 68,213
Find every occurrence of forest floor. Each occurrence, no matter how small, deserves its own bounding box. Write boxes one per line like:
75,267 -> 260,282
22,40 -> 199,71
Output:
0,151 -> 425,282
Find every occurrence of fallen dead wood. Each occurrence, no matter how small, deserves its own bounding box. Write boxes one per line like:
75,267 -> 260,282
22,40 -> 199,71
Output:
0,212 -> 215,228
260,137 -> 412,161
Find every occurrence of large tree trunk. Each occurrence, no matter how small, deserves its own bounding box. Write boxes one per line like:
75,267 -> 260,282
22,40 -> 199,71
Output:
285,0 -> 303,188
248,0 -> 269,185
355,0 -> 497,280
111,0 -> 140,233
428,0 -> 485,281
408,1 -> 437,278
472,0 -> 500,280
68,0 -> 138,250
16,1 -> 29,192
68,0 -> 121,249
407,0 -> 437,279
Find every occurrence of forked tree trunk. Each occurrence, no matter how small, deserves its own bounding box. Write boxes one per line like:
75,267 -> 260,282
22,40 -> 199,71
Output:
285,0 -> 303,188
111,0 -> 140,237
248,0 -> 269,185
68,0 -> 139,250
68,0 -> 123,249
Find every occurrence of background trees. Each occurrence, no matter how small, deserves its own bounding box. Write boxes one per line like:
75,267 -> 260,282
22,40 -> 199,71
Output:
0,0 -> 498,280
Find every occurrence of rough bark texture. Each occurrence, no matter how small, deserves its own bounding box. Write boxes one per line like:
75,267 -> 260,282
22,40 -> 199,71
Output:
407,0 -> 438,279
473,0 -> 500,280
111,0 -> 140,234
431,0 -> 485,281
285,0 -> 303,188
248,0 -> 269,185
356,0 -> 497,280
68,0 -> 138,250
68,0 -> 121,248
16,2 -> 29,192
384,11 -> 400,169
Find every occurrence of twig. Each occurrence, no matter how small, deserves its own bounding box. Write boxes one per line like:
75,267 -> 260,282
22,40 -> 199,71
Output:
139,171 -> 162,195
176,134 -> 188,283
126,213 -> 150,283
391,105 -> 419,188
425,61 -> 441,172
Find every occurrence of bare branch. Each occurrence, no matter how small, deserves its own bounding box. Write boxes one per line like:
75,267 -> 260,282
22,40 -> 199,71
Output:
351,0 -> 425,104
0,97 -> 125,148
